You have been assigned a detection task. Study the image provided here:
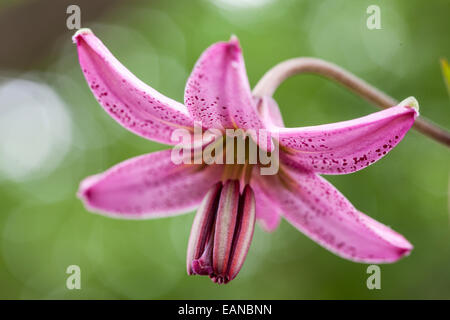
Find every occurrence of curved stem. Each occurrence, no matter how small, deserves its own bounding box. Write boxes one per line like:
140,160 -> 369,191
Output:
253,57 -> 450,148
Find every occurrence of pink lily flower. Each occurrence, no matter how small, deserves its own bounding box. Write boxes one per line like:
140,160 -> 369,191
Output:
74,28 -> 418,284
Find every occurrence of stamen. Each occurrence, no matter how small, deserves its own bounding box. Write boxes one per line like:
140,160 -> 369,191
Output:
186,182 -> 222,275
191,229 -> 214,275
225,185 -> 256,282
187,180 -> 256,284
212,180 -> 240,280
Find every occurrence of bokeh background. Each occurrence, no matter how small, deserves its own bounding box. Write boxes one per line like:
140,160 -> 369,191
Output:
0,0 -> 449,299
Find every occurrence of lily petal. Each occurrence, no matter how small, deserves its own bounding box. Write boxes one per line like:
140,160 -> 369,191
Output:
256,96 -> 285,128
255,168 -> 413,263
185,36 -> 264,131
73,29 -> 194,145
251,179 -> 282,232
275,97 -> 419,174
78,149 -> 222,218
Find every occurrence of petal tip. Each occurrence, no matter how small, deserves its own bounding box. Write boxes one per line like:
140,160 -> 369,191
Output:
401,238 -> 414,253
257,219 -> 279,233
226,35 -> 242,59
76,185 -> 91,204
391,243 -> 413,263
229,34 -> 239,44
399,96 -> 420,115
72,28 -> 93,43
76,174 -> 100,203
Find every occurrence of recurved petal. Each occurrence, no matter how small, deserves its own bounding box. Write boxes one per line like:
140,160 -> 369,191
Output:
185,36 -> 264,131
73,29 -> 194,145
275,97 -> 419,174
78,149 -> 222,218
255,168 -> 413,263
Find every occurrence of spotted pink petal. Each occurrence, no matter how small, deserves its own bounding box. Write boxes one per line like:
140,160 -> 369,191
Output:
255,167 -> 413,263
185,36 -> 265,131
73,29 -> 194,145
275,97 -> 419,175
78,149 -> 222,218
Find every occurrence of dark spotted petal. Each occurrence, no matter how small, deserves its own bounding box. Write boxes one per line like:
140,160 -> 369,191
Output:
275,97 -> 419,175
255,169 -> 413,263
73,29 -> 194,145
78,150 -> 222,218
185,36 -> 264,131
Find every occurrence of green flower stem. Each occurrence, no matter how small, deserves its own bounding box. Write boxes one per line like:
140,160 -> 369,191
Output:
254,57 -> 450,148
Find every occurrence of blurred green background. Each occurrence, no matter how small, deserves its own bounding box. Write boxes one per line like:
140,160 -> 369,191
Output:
0,0 -> 449,299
